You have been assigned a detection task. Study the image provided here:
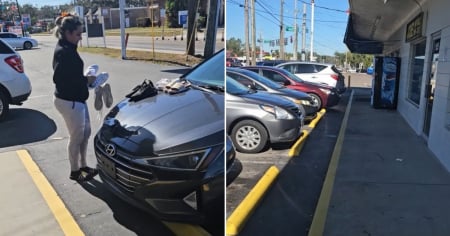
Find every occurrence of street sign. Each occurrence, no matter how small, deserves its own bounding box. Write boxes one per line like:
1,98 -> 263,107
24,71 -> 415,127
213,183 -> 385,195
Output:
178,10 -> 188,26
286,26 -> 294,32
264,40 -> 271,43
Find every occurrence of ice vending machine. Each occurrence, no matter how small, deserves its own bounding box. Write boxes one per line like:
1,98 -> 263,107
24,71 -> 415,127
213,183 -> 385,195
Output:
371,56 -> 401,109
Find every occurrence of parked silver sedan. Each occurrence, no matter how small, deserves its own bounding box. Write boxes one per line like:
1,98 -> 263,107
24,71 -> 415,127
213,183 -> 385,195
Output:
0,32 -> 38,50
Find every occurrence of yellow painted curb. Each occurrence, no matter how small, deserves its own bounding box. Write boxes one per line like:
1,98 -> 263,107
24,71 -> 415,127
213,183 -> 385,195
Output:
17,150 -> 84,236
308,90 -> 354,236
226,165 -> 280,236
163,222 -> 211,236
308,109 -> 327,129
288,130 -> 310,158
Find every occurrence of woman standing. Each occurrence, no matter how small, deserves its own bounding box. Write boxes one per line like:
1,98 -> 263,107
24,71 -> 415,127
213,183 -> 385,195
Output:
52,14 -> 98,182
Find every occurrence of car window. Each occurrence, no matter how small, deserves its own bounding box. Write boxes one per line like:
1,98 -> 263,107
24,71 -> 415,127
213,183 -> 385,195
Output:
314,65 -> 327,72
183,50 -> 224,87
226,76 -> 251,95
262,70 -> 288,84
0,40 -> 15,54
298,64 -> 316,73
279,64 -> 295,73
227,72 -> 254,88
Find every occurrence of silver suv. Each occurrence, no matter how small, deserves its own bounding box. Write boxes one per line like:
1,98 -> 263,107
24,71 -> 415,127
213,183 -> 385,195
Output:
0,39 -> 32,120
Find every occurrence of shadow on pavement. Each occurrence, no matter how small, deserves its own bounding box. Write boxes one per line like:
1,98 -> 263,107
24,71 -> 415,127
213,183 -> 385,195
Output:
80,179 -> 176,236
0,108 -> 57,148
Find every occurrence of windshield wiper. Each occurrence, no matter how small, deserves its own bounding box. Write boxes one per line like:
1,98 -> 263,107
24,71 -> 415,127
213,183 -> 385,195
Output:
188,81 -> 224,93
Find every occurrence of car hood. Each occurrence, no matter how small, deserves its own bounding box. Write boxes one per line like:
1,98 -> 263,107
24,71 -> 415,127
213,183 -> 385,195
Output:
278,88 -> 312,101
235,90 -> 296,108
101,88 -> 224,156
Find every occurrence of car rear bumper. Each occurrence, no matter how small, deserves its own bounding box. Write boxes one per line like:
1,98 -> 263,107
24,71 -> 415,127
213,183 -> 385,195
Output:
326,92 -> 340,107
10,91 -> 31,105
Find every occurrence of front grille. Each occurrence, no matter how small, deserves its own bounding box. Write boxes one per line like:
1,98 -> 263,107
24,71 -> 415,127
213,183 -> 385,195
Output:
95,138 -> 155,193
289,106 -> 303,118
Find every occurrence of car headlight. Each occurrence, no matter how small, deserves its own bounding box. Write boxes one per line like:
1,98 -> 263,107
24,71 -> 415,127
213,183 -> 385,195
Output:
260,105 -> 294,120
285,96 -> 311,106
136,149 -> 210,170
319,88 -> 331,95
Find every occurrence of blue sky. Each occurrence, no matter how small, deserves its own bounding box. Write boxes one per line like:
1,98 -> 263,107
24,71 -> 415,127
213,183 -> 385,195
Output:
19,0 -> 71,7
226,0 -> 350,56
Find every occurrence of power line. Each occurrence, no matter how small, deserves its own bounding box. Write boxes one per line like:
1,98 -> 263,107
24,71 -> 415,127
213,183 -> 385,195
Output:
299,0 -> 348,13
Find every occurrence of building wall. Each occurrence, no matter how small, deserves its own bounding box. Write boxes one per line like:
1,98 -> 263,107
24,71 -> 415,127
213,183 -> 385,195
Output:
392,0 -> 450,169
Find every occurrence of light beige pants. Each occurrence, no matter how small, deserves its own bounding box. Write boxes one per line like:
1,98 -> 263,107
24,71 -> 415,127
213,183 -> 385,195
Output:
54,97 -> 91,171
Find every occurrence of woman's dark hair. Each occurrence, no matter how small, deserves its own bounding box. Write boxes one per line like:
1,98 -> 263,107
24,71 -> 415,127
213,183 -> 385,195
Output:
53,14 -> 83,39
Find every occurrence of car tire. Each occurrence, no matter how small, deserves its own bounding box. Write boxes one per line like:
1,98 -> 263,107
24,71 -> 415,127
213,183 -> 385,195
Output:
231,120 -> 268,153
0,91 -> 9,121
308,93 -> 322,109
23,41 -> 32,50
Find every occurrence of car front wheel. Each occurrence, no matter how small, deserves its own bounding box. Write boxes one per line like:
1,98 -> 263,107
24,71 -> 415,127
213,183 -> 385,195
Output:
23,41 -> 32,50
231,120 -> 268,153
308,93 -> 323,109
0,91 -> 9,121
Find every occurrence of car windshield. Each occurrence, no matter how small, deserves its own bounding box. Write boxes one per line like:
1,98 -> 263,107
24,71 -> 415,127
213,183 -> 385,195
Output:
183,50 -> 224,88
226,76 -> 252,95
241,70 -> 284,89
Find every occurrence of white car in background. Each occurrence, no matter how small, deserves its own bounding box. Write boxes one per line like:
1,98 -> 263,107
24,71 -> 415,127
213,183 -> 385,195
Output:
0,32 -> 38,50
0,38 -> 32,120
276,61 -> 346,93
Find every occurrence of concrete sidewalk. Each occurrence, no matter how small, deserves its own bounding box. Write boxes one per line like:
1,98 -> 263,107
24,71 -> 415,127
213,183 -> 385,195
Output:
0,150 -> 66,236
313,88 -> 450,236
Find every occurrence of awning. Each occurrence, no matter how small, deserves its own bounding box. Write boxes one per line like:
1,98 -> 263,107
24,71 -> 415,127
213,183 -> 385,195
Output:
344,0 -> 427,54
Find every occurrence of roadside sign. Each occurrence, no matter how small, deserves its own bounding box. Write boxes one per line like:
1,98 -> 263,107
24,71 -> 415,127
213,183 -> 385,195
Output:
160,9 -> 166,19
264,40 -> 271,43
178,10 -> 188,26
286,26 -> 294,32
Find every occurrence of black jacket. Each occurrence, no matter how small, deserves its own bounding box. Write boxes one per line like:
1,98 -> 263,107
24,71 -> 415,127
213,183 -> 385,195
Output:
52,39 -> 88,103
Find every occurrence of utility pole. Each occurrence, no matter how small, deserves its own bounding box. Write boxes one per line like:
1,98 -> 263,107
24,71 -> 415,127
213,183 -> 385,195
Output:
310,0 -> 315,61
204,0 -> 219,58
251,0 -> 256,65
293,0 -> 298,60
280,0 -> 285,60
244,0 -> 250,65
259,31 -> 263,60
119,0 -> 126,59
301,3 -> 306,61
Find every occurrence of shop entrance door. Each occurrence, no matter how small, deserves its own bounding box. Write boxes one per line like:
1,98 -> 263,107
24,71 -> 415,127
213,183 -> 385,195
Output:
423,37 -> 440,136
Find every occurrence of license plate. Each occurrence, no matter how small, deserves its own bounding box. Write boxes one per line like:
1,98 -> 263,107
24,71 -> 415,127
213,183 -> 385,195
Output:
98,154 -> 116,178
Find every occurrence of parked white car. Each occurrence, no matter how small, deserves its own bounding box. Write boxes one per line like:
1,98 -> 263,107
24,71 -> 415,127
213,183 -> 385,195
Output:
0,38 -> 32,120
0,32 -> 38,50
276,62 -> 346,93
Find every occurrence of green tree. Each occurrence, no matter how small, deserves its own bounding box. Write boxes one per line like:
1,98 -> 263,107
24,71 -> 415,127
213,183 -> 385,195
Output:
166,0 -> 186,27
226,37 -> 243,56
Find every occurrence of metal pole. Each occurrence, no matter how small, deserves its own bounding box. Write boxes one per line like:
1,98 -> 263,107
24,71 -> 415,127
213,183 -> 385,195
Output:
151,0 -> 155,60
310,0 -> 315,61
251,0 -> 256,65
259,31 -> 263,61
280,0 -> 284,60
301,3 -> 306,61
119,0 -> 126,59
293,0 -> 298,60
15,0 -> 24,37
244,0 -> 250,65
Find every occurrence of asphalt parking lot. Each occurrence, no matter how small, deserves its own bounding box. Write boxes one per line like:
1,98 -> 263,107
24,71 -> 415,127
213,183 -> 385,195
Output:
226,72 -> 372,235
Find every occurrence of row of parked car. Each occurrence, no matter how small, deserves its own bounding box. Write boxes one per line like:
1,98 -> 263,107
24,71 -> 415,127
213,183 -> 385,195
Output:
225,60 -> 346,153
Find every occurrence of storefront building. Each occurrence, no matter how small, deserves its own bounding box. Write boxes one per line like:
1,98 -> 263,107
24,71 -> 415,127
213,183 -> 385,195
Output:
345,0 -> 450,169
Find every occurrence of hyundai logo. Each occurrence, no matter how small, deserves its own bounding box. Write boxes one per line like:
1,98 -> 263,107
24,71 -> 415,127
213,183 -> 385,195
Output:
105,144 -> 116,157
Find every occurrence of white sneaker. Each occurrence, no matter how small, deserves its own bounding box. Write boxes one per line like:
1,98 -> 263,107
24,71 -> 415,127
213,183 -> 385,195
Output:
89,72 -> 109,89
84,64 -> 99,76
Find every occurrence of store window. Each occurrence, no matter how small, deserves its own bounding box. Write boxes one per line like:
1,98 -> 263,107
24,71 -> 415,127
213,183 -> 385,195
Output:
408,40 -> 426,105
